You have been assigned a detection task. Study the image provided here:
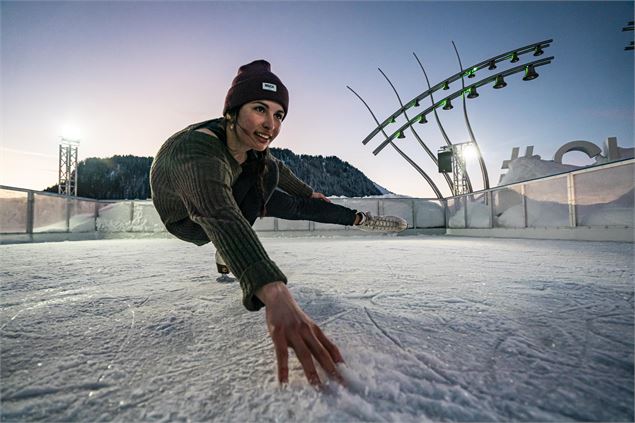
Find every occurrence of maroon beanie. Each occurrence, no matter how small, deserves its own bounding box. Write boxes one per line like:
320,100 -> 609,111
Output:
223,60 -> 289,116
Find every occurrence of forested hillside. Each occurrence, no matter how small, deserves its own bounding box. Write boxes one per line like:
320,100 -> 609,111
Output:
44,149 -> 384,199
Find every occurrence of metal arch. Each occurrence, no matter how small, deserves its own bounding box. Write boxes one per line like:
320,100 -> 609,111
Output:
451,41 -> 489,190
372,56 -> 555,156
347,85 -> 444,199
377,67 -> 454,193
360,39 -> 553,146
412,53 -> 454,150
411,53 -> 470,193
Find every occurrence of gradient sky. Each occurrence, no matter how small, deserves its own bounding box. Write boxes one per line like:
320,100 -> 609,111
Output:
1,1 -> 633,198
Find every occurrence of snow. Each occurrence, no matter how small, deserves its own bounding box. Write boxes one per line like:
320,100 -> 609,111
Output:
1,235 -> 633,421
499,157 -> 580,186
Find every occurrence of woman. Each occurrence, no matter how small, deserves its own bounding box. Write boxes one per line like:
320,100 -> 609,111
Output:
150,60 -> 406,387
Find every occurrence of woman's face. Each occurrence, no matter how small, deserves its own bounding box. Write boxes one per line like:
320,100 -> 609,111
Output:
234,100 -> 285,152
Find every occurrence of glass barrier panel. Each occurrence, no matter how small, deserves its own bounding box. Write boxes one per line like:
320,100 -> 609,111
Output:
447,197 -> 465,228
525,177 -> 569,228
97,201 -> 133,232
33,194 -> 67,232
382,199 -> 413,228
493,186 -> 524,228
414,200 -> 445,228
0,189 -> 28,233
466,193 -> 491,228
131,201 -> 165,232
69,199 -> 97,232
574,163 -> 634,227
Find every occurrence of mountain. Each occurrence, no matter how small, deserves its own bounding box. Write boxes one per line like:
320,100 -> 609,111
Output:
44,149 -> 383,200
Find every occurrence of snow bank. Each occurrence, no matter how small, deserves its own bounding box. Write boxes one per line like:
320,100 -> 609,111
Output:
499,157 -> 579,185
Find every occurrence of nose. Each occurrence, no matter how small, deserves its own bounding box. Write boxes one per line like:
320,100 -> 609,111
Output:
262,112 -> 275,130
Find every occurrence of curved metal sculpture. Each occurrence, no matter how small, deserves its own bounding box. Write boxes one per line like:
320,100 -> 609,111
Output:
451,41 -> 489,190
411,54 -> 467,192
377,68 -> 454,193
351,39 -> 554,198
346,85 -> 444,199
372,56 -> 555,155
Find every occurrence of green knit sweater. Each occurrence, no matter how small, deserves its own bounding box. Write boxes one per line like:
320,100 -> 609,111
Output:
150,118 -> 313,311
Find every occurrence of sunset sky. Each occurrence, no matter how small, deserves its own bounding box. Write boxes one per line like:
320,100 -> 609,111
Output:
1,1 -> 633,198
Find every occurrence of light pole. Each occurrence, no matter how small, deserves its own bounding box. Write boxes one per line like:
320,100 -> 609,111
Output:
438,142 -> 479,196
58,136 -> 80,197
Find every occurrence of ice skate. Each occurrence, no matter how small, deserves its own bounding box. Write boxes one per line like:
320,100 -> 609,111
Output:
215,250 -> 235,283
354,211 -> 407,233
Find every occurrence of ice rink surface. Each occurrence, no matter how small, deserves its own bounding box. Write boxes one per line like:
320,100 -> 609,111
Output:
1,235 -> 633,422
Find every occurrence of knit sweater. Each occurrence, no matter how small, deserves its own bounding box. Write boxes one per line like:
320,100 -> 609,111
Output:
150,118 -> 313,311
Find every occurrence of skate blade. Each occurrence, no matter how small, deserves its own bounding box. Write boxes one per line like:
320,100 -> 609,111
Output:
216,275 -> 235,283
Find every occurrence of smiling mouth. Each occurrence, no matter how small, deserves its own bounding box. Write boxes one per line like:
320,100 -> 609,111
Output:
255,132 -> 272,142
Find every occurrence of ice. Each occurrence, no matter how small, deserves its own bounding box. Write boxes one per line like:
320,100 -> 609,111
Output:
1,236 -> 633,421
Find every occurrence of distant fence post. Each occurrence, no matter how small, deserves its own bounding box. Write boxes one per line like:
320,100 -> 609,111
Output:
65,196 -> 71,233
567,173 -> 577,228
487,191 -> 494,228
26,191 -> 34,240
129,201 -> 135,232
520,185 -> 528,228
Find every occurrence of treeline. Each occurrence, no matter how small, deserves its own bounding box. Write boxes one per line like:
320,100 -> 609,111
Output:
271,148 -> 382,197
45,155 -> 153,199
44,148 -> 383,200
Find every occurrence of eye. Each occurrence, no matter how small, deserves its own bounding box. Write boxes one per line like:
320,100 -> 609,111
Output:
254,105 -> 266,113
275,112 -> 284,121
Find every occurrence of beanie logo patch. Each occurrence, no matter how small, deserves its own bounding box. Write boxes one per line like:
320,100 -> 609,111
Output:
262,82 -> 277,92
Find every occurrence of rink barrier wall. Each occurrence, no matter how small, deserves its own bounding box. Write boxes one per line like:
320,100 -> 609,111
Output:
1,159 -> 632,244
445,158 -> 634,242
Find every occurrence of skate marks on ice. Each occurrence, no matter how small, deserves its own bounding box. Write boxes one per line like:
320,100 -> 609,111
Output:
1,237 -> 633,421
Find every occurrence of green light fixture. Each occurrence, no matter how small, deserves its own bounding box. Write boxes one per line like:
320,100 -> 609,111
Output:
414,99 -> 420,107
397,131 -> 405,139
389,116 -> 396,124
533,45 -> 544,56
466,86 -> 479,99
493,75 -> 507,89
419,114 -> 428,124
468,67 -> 478,78
522,64 -> 539,81
510,52 -> 519,63
442,98 -> 453,110
442,81 -> 450,90
488,60 -> 497,70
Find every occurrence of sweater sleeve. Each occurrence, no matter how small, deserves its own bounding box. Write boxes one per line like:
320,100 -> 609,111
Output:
274,157 -> 314,198
169,133 -> 287,311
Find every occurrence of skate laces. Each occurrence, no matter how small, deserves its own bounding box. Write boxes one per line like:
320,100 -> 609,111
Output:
356,211 -> 407,232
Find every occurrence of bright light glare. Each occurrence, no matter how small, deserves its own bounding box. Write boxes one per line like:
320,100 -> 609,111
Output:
60,124 -> 81,142
462,144 -> 479,161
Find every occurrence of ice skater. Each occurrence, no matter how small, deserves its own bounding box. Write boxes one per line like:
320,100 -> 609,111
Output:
150,60 -> 406,387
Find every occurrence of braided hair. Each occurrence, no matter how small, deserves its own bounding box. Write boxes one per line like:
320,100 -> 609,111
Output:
225,108 -> 269,219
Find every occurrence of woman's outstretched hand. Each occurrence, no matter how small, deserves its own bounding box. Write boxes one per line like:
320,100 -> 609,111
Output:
255,281 -> 345,387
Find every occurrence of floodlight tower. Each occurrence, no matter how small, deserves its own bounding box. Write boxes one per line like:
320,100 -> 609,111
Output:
439,142 -> 476,196
58,137 -> 80,196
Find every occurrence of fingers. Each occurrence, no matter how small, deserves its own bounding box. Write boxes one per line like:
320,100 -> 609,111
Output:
290,335 -> 322,386
272,332 -> 289,384
314,325 -> 345,364
303,326 -> 345,385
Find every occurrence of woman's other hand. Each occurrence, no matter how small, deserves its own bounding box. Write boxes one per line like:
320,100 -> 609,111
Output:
255,282 -> 344,387
310,192 -> 332,202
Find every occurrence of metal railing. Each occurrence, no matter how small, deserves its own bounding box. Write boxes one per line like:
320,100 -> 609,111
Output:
2,159 -> 632,243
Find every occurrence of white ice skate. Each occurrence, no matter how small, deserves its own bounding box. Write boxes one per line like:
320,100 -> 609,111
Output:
215,250 -> 235,283
355,211 -> 407,233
